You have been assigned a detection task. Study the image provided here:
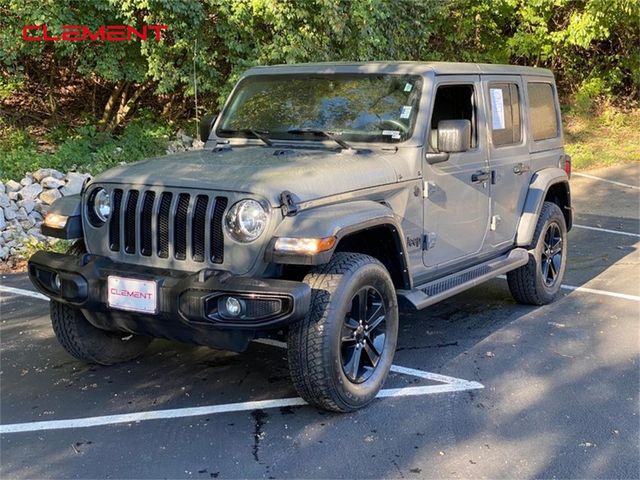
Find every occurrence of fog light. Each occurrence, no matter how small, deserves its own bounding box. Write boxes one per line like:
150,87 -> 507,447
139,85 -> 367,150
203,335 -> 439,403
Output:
225,297 -> 242,317
52,273 -> 61,291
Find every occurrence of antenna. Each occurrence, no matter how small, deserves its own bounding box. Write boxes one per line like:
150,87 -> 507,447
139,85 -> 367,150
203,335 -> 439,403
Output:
193,39 -> 199,135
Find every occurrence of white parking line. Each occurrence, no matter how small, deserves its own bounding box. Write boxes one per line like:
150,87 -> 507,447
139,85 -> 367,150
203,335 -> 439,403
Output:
573,172 -> 640,190
0,287 -> 483,434
0,285 -> 48,300
495,275 -> 640,302
573,224 -> 640,238
0,373 -> 484,434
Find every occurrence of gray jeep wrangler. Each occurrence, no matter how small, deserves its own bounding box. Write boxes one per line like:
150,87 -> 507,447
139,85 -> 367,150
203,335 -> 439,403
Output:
29,62 -> 572,412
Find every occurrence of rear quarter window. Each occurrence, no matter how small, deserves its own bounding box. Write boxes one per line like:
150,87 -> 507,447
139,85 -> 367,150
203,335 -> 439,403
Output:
528,83 -> 559,141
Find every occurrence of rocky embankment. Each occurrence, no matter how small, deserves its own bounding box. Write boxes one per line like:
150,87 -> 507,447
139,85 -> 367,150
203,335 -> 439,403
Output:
1,132 -> 204,267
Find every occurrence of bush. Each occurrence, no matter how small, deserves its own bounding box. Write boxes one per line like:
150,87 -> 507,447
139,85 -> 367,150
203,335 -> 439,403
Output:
0,118 -> 170,181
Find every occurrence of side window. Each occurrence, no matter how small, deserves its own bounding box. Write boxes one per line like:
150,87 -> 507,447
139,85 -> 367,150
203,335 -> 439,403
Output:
429,84 -> 476,151
528,82 -> 559,141
488,83 -> 521,147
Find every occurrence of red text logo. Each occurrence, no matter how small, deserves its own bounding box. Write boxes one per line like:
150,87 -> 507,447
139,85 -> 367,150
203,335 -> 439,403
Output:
23,25 -> 168,42
110,288 -> 153,300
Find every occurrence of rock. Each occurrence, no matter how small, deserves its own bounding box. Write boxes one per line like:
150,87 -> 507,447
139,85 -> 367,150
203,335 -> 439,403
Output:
0,209 -> 5,230
21,217 -> 36,229
39,188 -> 62,205
16,207 -> 28,221
17,199 -> 35,214
61,173 -> 90,196
8,191 -> 19,201
5,180 -> 21,193
0,246 -> 8,260
41,176 -> 65,189
27,228 -> 46,242
3,207 -> 17,221
28,211 -> 43,222
20,176 -> 34,187
18,183 -> 43,201
191,139 -> 205,150
33,168 -> 65,182
0,183 -> 5,194
0,193 -> 9,208
2,231 -> 13,241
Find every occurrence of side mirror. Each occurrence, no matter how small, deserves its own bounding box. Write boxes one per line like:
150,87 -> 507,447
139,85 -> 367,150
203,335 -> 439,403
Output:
437,119 -> 471,153
425,119 -> 471,165
199,114 -> 218,142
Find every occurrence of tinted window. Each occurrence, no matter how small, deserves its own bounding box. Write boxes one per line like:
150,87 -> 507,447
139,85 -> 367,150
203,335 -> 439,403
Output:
488,83 -> 521,146
528,83 -> 559,141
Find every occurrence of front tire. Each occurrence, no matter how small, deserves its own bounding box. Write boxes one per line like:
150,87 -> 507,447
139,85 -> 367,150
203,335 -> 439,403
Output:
51,301 -> 152,365
49,240 -> 152,365
508,201 -> 568,305
287,253 -> 399,412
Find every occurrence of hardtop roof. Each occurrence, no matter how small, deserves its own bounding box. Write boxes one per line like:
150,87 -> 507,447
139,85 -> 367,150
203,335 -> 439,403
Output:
244,61 -> 554,78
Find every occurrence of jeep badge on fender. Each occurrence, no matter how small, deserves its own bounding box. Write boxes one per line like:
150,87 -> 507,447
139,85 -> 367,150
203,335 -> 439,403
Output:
29,62 -> 572,412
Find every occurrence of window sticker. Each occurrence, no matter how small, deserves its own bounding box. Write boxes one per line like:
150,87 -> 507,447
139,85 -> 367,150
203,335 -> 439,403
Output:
490,88 -> 505,130
404,82 -> 413,92
382,130 -> 401,139
400,106 -> 412,119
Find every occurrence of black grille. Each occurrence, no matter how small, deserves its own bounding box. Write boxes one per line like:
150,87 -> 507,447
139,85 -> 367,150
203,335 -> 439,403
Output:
140,191 -> 155,256
106,187 -> 227,265
211,197 -> 228,264
157,192 -> 172,258
174,193 -> 190,260
124,190 -> 139,254
192,195 -> 209,262
109,189 -> 123,251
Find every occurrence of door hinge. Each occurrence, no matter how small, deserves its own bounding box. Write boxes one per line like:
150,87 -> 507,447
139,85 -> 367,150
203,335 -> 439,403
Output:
423,181 -> 436,199
423,232 -> 437,250
490,215 -> 502,231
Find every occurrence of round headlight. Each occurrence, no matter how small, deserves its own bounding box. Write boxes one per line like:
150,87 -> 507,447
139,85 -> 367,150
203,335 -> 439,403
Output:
93,188 -> 111,222
225,199 -> 268,243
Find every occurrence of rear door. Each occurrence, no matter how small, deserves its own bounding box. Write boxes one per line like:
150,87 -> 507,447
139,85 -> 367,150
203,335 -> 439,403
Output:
482,75 -> 531,248
422,75 -> 491,268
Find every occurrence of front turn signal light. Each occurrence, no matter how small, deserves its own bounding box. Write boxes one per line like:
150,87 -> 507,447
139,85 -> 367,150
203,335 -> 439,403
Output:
274,236 -> 337,255
44,213 -> 68,229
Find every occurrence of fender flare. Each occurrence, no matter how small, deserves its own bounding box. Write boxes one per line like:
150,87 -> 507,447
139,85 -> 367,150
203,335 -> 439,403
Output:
265,199 -> 410,272
515,168 -> 571,247
40,194 -> 83,239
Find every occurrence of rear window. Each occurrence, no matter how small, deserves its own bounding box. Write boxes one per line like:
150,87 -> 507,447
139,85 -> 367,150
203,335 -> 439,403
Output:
528,83 -> 559,141
488,83 -> 521,147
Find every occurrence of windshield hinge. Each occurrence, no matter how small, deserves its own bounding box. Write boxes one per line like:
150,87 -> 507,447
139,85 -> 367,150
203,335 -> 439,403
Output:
280,191 -> 299,217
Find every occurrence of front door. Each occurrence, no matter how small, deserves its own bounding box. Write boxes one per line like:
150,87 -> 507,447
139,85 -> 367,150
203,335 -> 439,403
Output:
423,76 -> 491,268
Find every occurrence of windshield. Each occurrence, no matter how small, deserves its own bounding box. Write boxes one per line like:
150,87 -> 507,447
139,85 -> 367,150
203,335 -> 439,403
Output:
217,74 -> 423,143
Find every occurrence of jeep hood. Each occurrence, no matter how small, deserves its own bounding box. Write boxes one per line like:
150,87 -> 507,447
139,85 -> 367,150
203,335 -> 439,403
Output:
94,147 -> 401,206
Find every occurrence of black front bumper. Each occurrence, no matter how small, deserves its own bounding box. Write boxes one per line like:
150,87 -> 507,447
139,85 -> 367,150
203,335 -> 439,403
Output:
28,251 -> 310,351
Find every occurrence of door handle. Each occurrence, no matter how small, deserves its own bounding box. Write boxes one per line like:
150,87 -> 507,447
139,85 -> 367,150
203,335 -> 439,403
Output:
471,170 -> 490,183
513,162 -> 530,175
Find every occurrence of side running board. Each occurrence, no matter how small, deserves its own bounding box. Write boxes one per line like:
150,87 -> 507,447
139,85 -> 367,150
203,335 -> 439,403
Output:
398,248 -> 529,310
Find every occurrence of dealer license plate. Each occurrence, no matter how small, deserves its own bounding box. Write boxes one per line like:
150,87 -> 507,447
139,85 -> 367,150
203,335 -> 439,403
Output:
107,276 -> 157,314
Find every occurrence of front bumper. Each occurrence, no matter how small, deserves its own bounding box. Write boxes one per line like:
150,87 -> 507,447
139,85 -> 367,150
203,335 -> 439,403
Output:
28,251 -> 310,351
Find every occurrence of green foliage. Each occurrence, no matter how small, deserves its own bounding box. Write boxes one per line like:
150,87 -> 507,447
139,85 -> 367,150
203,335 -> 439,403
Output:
0,117 -> 170,180
564,107 -> 640,169
0,0 -> 637,179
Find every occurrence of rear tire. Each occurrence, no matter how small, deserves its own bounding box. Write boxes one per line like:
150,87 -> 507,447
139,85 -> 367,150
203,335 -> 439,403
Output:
287,252 -> 398,412
508,201 -> 568,305
49,240 -> 152,365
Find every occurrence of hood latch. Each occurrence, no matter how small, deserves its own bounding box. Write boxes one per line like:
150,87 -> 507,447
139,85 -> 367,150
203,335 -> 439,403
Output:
280,190 -> 299,217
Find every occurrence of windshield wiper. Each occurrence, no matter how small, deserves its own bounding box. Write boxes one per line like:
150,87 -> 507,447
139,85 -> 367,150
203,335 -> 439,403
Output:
286,128 -> 352,150
218,128 -> 273,147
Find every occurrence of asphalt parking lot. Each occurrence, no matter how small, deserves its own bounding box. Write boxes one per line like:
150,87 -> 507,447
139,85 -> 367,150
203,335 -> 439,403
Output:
1,164 -> 639,479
